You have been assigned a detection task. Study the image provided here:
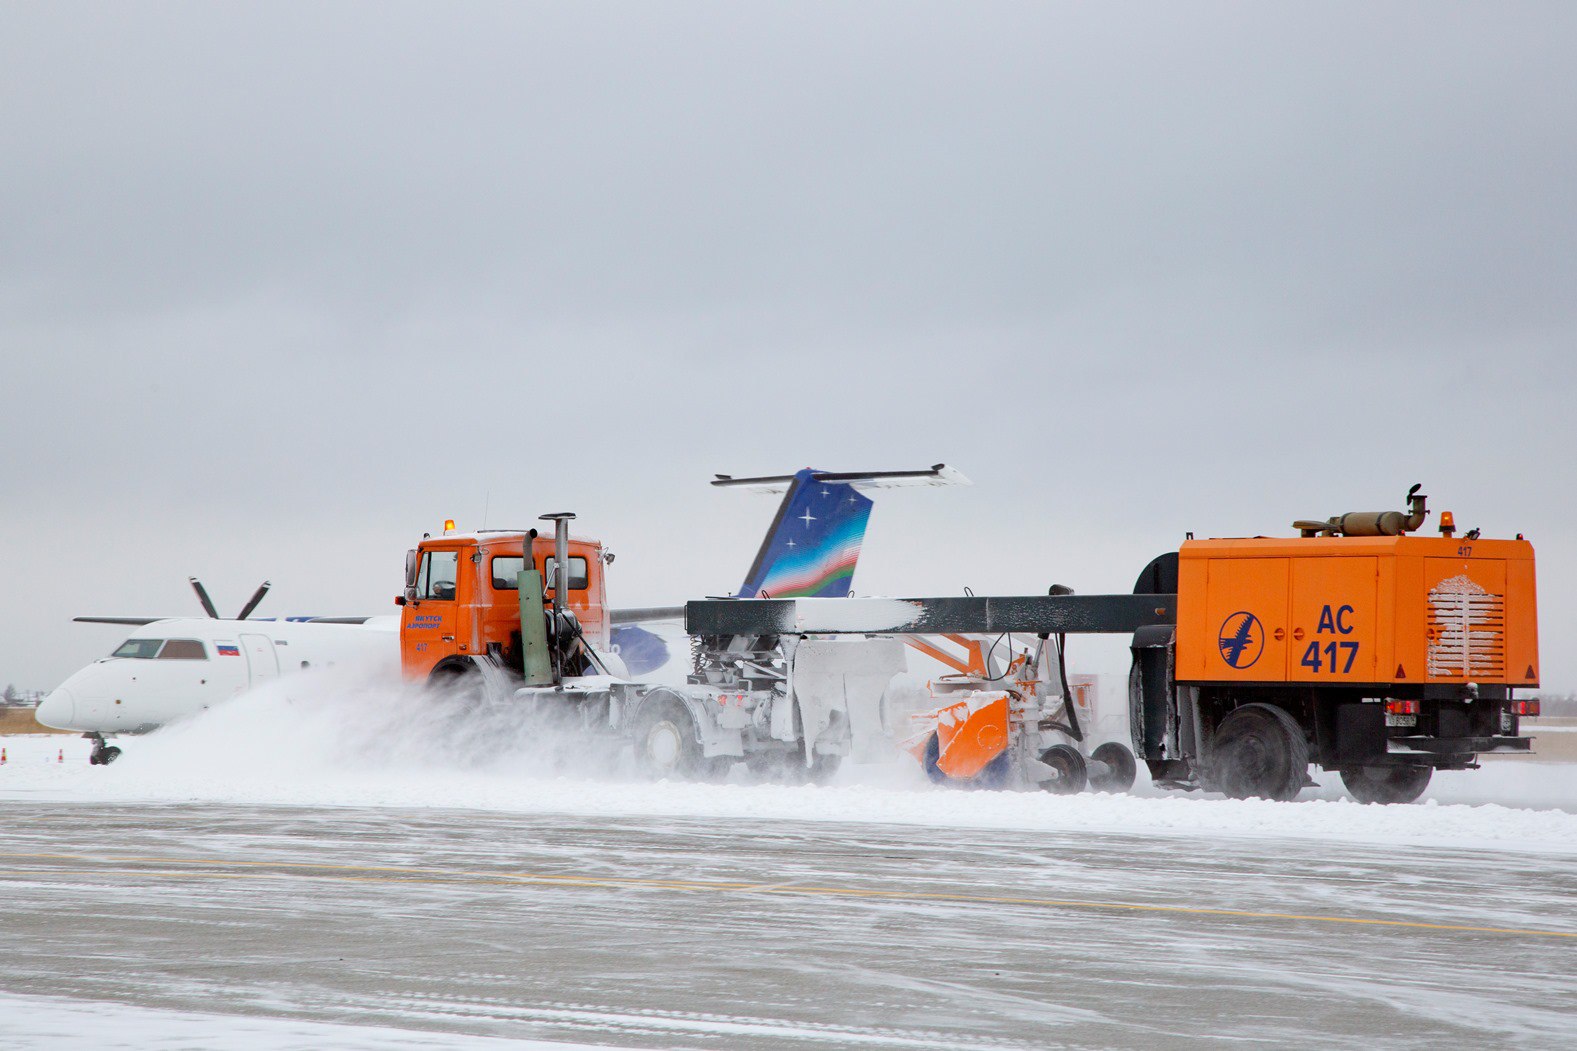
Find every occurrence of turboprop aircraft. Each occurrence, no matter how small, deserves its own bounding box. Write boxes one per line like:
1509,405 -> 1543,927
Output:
36,579 -> 397,764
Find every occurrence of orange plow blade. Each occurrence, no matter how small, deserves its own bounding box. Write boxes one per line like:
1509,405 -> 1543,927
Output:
934,694 -> 1010,780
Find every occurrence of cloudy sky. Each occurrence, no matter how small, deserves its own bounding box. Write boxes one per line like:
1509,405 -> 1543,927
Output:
3,2 -> 1574,691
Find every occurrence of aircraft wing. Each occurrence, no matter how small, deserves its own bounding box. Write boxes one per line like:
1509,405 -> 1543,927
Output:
610,606 -> 684,625
72,617 -> 164,626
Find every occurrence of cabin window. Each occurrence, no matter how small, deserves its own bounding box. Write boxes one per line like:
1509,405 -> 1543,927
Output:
544,556 -> 589,591
418,549 -> 459,600
157,639 -> 208,660
491,556 -> 525,590
112,638 -> 164,659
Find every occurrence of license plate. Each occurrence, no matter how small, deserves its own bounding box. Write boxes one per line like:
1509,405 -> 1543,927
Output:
1386,714 -> 1417,728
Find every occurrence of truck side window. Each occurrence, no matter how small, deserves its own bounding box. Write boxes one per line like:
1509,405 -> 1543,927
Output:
543,556 -> 589,591
491,556 -> 525,590
419,550 -> 459,600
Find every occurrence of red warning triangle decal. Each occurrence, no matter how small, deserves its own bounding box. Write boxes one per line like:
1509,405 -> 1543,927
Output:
1395,664 -> 1407,679
1526,665 -> 1537,679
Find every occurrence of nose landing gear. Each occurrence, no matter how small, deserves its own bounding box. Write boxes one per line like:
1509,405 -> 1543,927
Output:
85,733 -> 122,766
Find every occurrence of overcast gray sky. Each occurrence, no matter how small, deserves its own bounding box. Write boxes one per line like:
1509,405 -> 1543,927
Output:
3,2 -> 1575,691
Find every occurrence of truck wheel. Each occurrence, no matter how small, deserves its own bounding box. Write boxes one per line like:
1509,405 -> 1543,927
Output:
633,698 -> 706,780
1211,703 -> 1309,801
806,751 -> 841,786
1341,765 -> 1431,805
1038,744 -> 1088,795
429,662 -> 486,706
1088,741 -> 1136,793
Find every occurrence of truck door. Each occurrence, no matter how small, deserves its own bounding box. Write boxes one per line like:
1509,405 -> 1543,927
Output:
1288,557 -> 1379,682
403,547 -> 462,677
240,633 -> 280,685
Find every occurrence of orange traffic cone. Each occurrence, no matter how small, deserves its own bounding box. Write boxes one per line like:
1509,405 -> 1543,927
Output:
1,746 -> 7,764
57,748 -> 64,764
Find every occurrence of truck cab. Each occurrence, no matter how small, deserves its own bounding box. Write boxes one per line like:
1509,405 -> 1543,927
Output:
399,529 -> 609,682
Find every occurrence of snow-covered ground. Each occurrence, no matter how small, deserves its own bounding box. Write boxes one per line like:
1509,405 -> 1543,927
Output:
0,993 -> 647,1051
5,673 -> 1575,1049
4,667 -> 1574,858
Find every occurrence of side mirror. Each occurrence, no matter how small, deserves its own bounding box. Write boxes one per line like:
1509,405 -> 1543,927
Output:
404,549 -> 419,590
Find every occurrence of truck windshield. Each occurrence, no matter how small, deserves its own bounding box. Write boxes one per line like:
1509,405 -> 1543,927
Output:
112,638 -> 164,659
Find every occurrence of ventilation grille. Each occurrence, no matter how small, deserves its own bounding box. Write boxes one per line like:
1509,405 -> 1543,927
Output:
1426,574 -> 1505,678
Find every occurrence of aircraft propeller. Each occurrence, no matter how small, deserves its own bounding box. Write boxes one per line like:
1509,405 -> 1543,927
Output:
189,577 -> 272,620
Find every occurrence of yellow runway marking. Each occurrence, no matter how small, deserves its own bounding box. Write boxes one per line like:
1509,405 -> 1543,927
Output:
0,850 -> 1571,941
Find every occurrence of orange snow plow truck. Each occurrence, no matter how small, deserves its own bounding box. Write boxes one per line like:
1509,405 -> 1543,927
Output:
398,516 -> 610,686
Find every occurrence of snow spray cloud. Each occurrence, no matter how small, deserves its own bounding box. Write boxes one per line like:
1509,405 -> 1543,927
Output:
120,661 -> 643,783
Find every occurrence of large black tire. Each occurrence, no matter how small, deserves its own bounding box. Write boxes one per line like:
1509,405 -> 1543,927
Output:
100,745 -> 122,765
1038,743 -> 1088,795
1341,764 -> 1432,805
805,750 -> 841,786
633,698 -> 707,780
428,662 -> 488,706
1088,741 -> 1136,793
1210,703 -> 1309,801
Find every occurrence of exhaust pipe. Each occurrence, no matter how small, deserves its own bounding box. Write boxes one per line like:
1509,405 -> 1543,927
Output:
539,513 -> 576,685
1295,483 -> 1428,537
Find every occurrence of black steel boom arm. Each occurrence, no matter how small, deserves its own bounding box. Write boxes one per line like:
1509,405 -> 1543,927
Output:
684,595 -> 1177,638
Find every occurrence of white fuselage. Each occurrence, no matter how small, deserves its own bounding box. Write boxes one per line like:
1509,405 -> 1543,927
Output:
37,617 -> 399,734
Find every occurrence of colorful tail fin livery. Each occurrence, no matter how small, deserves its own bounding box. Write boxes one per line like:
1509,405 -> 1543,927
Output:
713,464 -> 969,600
735,470 -> 872,598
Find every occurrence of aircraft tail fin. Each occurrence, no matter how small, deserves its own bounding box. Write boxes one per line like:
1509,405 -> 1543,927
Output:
734,469 -> 874,599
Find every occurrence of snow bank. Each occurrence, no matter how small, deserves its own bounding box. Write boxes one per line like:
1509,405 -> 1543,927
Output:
4,669 -> 1576,857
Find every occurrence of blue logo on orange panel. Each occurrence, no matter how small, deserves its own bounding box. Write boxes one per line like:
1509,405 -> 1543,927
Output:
1218,612 -> 1264,669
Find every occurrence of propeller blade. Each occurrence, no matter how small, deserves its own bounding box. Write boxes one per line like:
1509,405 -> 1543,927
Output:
236,581 -> 272,621
189,577 -> 220,619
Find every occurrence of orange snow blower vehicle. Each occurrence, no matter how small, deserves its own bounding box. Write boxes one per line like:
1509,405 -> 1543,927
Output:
898,627 -> 1135,794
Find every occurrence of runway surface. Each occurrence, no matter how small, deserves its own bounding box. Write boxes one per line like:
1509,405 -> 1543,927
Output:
3,801 -> 1573,1049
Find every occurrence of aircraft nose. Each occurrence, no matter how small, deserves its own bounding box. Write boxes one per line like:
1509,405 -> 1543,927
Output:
35,687 -> 76,730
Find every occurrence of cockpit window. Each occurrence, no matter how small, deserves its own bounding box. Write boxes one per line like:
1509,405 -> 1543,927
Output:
158,639 -> 207,660
112,638 -> 209,659
113,638 -> 165,659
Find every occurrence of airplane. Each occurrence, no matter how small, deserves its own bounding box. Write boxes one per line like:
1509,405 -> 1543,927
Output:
39,465 -> 968,764
35,579 -> 397,764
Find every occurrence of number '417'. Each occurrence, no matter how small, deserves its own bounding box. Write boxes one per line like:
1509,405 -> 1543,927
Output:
1302,603 -> 1358,673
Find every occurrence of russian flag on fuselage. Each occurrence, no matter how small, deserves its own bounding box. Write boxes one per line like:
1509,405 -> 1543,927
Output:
737,469 -> 873,599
